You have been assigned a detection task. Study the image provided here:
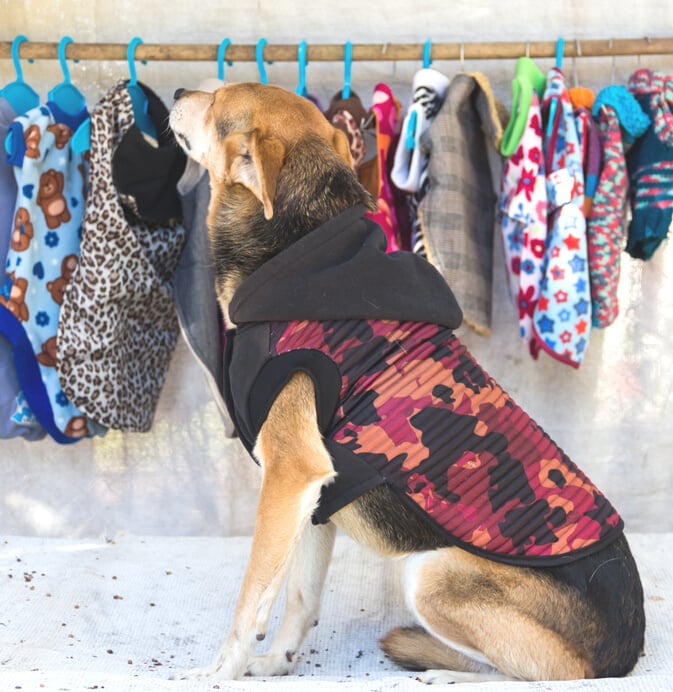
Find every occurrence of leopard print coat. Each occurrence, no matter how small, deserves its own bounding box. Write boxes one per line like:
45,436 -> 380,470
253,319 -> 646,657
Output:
57,81 -> 186,431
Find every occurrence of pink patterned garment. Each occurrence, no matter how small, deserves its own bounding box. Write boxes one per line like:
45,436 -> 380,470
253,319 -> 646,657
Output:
364,83 -> 402,252
497,91 -> 547,359
586,106 -> 629,328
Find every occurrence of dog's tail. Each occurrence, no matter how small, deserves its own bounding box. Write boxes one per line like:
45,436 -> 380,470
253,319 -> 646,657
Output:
379,626 -> 492,673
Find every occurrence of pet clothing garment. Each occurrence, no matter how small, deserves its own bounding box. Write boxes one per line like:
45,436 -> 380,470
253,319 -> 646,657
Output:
533,67 -> 592,368
497,89 -> 547,359
0,100 -> 98,443
587,86 -> 650,328
223,206 -> 623,567
625,69 -> 673,260
574,106 -> 602,217
391,68 -> 450,256
360,83 -> 402,252
0,97 -> 46,440
174,161 -> 234,437
57,81 -> 186,432
391,68 -> 451,193
324,90 -> 369,174
417,72 -> 504,337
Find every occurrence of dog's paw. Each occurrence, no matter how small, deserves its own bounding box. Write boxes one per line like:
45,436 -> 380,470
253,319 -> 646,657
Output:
178,660 -> 246,681
246,652 -> 295,677
416,669 -> 508,685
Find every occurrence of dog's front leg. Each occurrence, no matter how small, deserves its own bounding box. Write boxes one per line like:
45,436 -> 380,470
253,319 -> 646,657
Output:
246,519 -> 336,676
189,373 -> 336,681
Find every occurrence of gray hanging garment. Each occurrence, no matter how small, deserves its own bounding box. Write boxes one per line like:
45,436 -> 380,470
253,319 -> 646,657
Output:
174,162 -> 234,437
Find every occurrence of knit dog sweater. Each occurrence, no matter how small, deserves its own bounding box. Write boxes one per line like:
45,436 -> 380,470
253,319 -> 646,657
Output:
626,69 -> 673,260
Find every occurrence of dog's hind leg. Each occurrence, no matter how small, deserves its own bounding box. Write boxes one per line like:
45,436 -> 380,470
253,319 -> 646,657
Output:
384,549 -> 593,683
246,520 -> 336,676
188,372 -> 336,681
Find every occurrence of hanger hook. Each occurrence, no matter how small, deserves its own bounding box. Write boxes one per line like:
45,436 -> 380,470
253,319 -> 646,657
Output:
573,39 -> 581,87
423,39 -> 432,69
127,36 -> 147,87
555,37 -> 565,70
296,40 -> 308,97
256,38 -> 272,85
57,36 -> 75,85
342,40 -> 352,98
217,38 -> 232,81
11,35 -> 31,83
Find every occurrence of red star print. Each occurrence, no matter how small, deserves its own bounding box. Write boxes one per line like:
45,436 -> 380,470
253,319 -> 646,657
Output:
554,290 -> 568,303
537,295 -> 550,311
576,319 -> 588,334
564,234 -> 580,250
551,246 -> 561,259
550,265 -> 565,280
559,330 -> 572,343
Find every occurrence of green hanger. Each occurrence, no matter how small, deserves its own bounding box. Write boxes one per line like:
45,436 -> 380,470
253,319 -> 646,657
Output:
500,56 -> 546,157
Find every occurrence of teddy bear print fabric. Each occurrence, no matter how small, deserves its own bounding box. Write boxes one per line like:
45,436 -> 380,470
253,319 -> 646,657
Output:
57,80 -> 186,432
0,101 -> 99,442
0,96 -> 46,440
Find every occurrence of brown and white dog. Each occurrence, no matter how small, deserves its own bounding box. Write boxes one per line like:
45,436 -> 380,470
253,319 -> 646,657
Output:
169,83 -> 645,684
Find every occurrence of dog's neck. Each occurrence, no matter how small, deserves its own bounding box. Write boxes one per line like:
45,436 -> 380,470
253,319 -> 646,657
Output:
207,136 -> 375,326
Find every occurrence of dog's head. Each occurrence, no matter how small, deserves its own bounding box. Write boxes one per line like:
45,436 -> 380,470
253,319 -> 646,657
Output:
169,83 -> 353,220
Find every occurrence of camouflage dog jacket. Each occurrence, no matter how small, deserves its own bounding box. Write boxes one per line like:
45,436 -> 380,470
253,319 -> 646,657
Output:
223,207 -> 623,567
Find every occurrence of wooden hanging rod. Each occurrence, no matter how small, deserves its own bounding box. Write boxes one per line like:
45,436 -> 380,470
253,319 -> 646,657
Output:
0,37 -> 672,63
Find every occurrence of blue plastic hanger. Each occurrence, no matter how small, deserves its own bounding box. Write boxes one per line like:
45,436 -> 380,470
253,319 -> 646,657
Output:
423,39 -> 432,69
48,36 -> 86,116
126,37 -> 157,139
256,38 -> 272,85
217,38 -> 233,81
296,40 -> 308,98
546,37 -> 565,139
0,35 -> 40,115
342,41 -> 352,99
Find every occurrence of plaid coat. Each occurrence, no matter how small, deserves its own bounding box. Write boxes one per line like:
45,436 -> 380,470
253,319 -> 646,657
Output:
417,73 -> 506,336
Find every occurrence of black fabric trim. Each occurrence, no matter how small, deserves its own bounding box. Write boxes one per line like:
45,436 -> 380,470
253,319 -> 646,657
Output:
112,82 -> 186,222
248,349 -> 342,439
312,440 -> 386,524
229,206 -> 463,329
221,329 -> 255,457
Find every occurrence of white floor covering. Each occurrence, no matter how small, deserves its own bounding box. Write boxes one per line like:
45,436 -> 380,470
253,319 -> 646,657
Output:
0,533 -> 670,691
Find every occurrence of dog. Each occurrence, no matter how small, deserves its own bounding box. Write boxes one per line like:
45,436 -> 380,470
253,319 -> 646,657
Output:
169,83 -> 645,684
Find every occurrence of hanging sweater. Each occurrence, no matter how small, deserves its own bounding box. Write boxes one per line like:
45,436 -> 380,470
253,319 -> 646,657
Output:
418,72 -> 505,337
223,206 -> 623,567
56,81 -> 186,431
0,97 -> 46,440
0,100 -> 98,442
533,67 -> 592,368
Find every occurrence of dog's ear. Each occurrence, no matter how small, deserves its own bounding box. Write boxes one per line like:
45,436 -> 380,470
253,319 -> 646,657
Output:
331,128 -> 353,168
223,130 -> 284,220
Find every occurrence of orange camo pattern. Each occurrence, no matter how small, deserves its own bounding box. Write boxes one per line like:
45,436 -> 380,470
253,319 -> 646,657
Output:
272,318 -> 621,560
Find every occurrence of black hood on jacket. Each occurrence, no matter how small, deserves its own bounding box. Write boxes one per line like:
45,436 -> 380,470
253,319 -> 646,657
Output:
229,205 -> 463,329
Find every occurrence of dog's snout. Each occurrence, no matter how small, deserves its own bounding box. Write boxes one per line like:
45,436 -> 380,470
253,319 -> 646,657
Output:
173,88 -> 186,101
